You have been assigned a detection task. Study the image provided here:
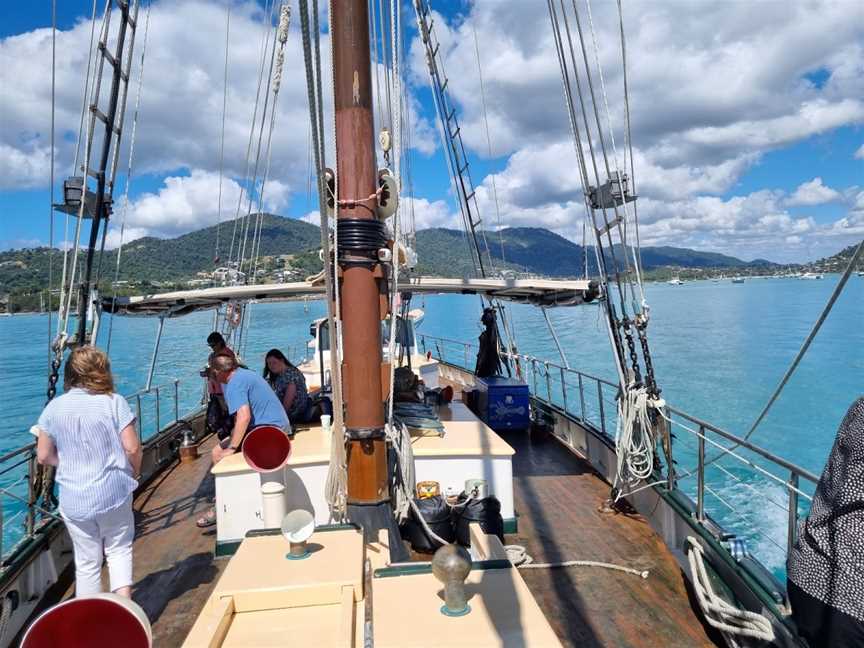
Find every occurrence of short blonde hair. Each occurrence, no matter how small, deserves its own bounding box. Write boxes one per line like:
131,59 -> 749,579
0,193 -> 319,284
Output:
64,346 -> 115,394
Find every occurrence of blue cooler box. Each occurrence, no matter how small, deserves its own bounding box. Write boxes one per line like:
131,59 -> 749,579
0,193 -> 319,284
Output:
475,376 -> 530,431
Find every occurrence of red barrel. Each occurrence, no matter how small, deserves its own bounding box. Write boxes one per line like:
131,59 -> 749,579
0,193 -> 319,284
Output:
242,425 -> 292,472
22,593 -> 151,648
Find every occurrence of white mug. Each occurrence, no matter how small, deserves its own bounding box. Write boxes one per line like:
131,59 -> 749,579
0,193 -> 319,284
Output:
320,414 -> 332,431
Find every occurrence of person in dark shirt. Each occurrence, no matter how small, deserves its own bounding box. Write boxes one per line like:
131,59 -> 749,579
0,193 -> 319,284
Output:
204,332 -> 236,439
787,397 -> 864,647
262,349 -> 311,423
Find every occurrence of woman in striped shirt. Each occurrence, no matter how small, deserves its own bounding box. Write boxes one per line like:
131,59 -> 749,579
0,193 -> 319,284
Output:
36,346 -> 142,598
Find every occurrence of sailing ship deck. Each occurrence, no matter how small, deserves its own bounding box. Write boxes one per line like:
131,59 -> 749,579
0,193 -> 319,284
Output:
109,429 -> 717,647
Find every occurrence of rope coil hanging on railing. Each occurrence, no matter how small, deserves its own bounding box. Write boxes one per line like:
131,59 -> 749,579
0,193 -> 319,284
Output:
686,537 -> 775,646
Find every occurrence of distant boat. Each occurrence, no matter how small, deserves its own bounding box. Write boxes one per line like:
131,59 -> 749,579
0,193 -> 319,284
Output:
407,307 -> 425,326
858,271 -> 864,277
731,277 -> 745,284
800,272 -> 823,280
667,277 -> 684,285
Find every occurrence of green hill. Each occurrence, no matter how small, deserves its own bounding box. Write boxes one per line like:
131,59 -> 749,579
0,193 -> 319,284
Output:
414,227 -> 767,277
2,216 -> 806,312
0,214 -> 320,293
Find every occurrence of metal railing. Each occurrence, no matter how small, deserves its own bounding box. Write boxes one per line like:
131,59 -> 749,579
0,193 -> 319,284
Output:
419,333 -> 819,572
0,376 -> 200,562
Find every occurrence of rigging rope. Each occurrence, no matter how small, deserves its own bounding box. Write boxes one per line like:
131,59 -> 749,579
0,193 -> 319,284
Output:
107,2 -> 151,354
298,0 -> 347,520
470,22 -> 505,265
685,537 -> 775,646
616,0 -> 643,280
613,385 -> 654,498
214,4 -> 231,264
57,0 -> 99,350
227,0 -> 275,274
584,0 -> 645,308
48,0 -> 56,364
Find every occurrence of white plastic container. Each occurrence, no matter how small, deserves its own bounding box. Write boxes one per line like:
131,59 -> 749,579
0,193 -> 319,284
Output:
261,481 -> 287,528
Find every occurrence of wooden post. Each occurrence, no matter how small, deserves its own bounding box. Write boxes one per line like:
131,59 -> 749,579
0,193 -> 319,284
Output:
332,0 -> 389,507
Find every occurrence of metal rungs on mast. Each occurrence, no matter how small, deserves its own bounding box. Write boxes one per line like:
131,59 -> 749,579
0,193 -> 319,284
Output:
415,0 -> 491,277
54,0 -> 141,346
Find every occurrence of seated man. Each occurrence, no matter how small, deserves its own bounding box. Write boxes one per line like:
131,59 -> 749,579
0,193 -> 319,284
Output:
196,354 -> 289,528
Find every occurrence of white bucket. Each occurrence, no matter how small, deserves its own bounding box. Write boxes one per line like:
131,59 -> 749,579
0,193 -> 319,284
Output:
261,481 -> 287,528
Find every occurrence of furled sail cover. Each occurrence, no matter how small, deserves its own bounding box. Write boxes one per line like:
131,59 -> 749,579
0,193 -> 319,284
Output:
102,277 -> 601,318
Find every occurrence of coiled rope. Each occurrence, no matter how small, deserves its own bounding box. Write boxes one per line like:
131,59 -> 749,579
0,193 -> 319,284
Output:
685,537 -> 774,646
613,385 -> 655,499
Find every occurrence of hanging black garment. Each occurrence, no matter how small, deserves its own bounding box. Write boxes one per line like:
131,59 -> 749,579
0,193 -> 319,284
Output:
475,307 -> 502,378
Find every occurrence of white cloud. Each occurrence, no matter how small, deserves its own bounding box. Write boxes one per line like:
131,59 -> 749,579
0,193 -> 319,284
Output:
0,0 -> 435,193
785,177 -> 842,207
3,0 -> 863,263
109,169 -> 246,244
410,2 -> 864,169
400,196 -> 459,231
855,144 -> 864,160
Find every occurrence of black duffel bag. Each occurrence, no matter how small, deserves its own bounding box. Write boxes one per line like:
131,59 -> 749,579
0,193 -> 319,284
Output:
400,495 -> 454,553
452,494 -> 504,546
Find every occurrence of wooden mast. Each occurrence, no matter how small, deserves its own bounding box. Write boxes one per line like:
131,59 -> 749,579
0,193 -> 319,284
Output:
332,1 -> 391,516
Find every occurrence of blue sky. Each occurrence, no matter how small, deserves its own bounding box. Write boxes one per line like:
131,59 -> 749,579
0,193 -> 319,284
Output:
1,0 -> 862,263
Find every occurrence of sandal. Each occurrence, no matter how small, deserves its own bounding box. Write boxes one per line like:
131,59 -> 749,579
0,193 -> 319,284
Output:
196,508 -> 217,528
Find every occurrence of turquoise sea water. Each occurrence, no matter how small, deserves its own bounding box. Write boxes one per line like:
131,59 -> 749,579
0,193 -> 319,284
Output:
2,276 -> 862,573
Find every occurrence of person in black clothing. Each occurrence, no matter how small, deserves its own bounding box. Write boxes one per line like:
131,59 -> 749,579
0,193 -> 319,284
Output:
786,397 -> 864,647
203,332 -> 236,440
474,307 -> 502,378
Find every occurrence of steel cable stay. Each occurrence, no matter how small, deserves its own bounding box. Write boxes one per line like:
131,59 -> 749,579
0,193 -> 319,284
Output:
236,6 -> 281,283
214,4 -> 231,266
245,4 -> 293,359
48,0 -> 57,364
226,0 -> 277,279
584,0 -> 645,307
297,0 -> 347,520
413,0 -> 522,379
220,0 -> 280,353
547,0 -> 628,391
107,2 -> 151,355
48,0 -> 141,397
56,0 -> 100,347
547,0 -> 668,502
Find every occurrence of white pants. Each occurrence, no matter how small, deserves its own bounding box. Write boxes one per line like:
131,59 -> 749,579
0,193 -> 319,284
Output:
62,497 -> 135,597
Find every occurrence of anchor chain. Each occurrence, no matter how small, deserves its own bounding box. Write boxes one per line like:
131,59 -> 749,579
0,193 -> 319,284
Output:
620,317 -> 642,386
46,353 -> 62,403
635,319 -> 659,398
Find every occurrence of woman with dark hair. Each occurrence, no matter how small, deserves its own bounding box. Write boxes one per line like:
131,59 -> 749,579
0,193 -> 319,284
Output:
35,346 -> 142,598
263,349 -> 311,423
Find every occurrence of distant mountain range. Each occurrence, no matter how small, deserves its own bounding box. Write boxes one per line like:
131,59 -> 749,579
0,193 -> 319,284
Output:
413,226 -> 774,277
5,214 -> 857,301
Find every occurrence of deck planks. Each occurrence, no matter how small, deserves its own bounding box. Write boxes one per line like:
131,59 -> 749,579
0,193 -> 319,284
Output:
122,424 -> 718,646
501,428 -> 719,647
130,436 -> 228,647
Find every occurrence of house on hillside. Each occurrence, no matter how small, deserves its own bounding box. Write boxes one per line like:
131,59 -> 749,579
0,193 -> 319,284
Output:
213,267 -> 246,283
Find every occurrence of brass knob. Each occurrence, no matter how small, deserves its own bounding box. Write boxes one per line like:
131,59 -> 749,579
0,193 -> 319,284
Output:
431,544 -> 472,616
